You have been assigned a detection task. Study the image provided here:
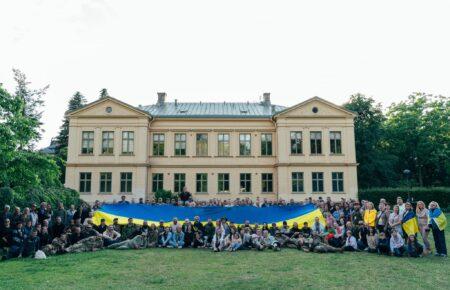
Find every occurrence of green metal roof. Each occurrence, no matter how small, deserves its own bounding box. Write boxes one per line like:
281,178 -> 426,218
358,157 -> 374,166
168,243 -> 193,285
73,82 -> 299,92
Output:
141,102 -> 286,118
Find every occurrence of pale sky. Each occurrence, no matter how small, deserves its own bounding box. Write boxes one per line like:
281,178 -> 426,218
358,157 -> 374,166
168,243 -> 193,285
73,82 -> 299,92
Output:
1,0 -> 450,149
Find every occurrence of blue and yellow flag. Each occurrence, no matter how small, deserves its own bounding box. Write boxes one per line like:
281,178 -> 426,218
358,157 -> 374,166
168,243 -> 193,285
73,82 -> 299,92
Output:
429,208 -> 447,231
402,210 -> 419,236
93,203 -> 325,227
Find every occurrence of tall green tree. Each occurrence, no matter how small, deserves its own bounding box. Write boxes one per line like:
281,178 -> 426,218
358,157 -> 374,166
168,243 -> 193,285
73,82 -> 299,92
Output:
344,93 -> 397,188
55,92 -> 87,183
12,69 -> 48,149
384,93 -> 450,186
56,92 -> 87,153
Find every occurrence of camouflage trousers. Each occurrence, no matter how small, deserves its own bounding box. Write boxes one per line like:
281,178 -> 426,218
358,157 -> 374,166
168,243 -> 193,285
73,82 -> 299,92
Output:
65,236 -> 104,253
312,243 -> 341,253
42,238 -> 67,256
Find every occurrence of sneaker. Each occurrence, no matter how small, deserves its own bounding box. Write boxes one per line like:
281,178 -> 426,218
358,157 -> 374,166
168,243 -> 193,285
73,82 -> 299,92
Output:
178,246 -> 182,249
440,254 -> 447,258
435,253 -> 441,257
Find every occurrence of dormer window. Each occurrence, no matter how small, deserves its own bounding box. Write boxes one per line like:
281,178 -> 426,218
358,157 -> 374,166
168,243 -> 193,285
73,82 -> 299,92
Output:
240,110 -> 248,114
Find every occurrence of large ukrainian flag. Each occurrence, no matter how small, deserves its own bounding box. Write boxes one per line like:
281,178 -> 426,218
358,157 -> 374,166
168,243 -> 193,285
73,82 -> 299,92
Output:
93,203 -> 325,227
402,210 -> 419,236
429,208 -> 447,231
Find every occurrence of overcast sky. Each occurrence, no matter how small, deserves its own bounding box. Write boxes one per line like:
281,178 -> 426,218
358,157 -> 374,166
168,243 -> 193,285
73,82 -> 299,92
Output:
1,0 -> 450,149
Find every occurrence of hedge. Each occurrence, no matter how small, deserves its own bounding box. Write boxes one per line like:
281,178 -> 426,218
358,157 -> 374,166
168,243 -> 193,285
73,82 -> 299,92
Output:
359,187 -> 450,210
0,187 -> 82,209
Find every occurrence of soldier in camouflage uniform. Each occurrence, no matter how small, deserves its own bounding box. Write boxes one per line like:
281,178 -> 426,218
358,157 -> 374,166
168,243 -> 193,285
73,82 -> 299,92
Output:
64,236 -> 104,253
42,234 -> 69,256
107,234 -> 148,250
302,231 -> 343,253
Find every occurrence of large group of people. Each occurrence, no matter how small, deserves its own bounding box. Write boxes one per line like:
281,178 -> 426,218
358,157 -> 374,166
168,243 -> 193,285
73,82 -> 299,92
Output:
0,190 -> 447,261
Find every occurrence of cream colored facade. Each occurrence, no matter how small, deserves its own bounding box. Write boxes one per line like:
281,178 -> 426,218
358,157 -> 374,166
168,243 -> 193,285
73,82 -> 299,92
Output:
65,95 -> 358,203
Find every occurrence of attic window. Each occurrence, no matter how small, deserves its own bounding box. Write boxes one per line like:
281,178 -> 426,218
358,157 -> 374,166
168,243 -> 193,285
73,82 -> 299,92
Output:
105,106 -> 112,113
240,110 -> 248,114
179,109 -> 188,113
312,107 -> 319,113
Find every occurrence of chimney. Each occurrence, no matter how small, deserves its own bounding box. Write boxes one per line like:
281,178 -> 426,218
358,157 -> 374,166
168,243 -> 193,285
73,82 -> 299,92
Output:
263,92 -> 271,106
157,92 -> 166,106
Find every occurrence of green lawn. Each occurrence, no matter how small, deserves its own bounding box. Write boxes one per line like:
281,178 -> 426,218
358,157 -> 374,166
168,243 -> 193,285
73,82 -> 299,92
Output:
1,225 -> 449,290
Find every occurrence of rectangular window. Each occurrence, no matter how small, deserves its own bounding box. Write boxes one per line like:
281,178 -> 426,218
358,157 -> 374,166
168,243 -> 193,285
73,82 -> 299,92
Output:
79,172 -> 92,193
261,133 -> 273,156
239,133 -> 251,156
292,172 -> 304,193
240,173 -> 251,193
174,173 -> 186,193
290,131 -> 302,154
196,133 -> 208,156
99,172 -> 112,193
217,133 -> 230,156
81,131 -> 94,154
330,131 -> 342,154
101,131 -> 114,154
332,172 -> 344,192
310,131 -> 322,154
174,133 -> 186,156
120,172 -> 133,193
152,133 -> 165,156
196,173 -> 208,193
122,131 -> 134,154
261,173 -> 273,193
312,172 -> 324,193
152,173 -> 164,193
218,173 -> 230,193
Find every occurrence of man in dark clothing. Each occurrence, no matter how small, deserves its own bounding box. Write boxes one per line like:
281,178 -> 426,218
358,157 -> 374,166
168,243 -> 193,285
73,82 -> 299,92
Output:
178,187 -> 192,205
39,226 -> 51,248
51,216 -> 66,239
37,203 -> 49,225
22,230 -> 41,258
300,222 -> 312,238
193,216 -> 204,234
96,219 -> 107,234
68,226 -> 83,245
351,202 -> 363,226
9,221 -> 25,258
0,205 -> 11,231
1,219 -> 12,251
203,219 -> 215,245
118,195 -> 130,204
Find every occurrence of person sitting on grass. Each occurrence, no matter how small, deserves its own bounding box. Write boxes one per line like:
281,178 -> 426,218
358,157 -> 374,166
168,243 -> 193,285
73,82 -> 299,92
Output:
366,227 -> 378,253
22,229 -> 40,258
96,219 -> 108,234
102,225 -> 121,247
251,229 -> 265,251
376,231 -> 390,255
170,226 -> 185,248
203,219 -> 215,246
390,229 -> 405,257
261,230 -> 281,251
406,235 -> 423,258
212,228 -> 226,252
228,232 -> 242,251
121,218 -> 138,240
192,231 -> 205,248
183,223 -> 195,248
342,230 -> 357,252
300,222 -> 312,238
159,227 -> 172,248
147,224 -> 159,248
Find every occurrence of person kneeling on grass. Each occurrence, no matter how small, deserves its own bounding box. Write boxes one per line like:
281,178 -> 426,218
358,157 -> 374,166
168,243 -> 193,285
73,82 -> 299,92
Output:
251,229 -> 265,251
192,231 -> 205,248
342,230 -> 357,252
169,226 -> 185,249
159,227 -> 172,248
262,230 -> 281,251
390,229 -> 405,257
108,233 -> 148,250
376,232 -> 390,255
407,235 -> 423,258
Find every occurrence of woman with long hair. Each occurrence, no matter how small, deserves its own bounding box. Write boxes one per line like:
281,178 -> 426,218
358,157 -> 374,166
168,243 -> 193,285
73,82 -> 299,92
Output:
363,202 -> 377,228
428,201 -> 447,257
415,201 -> 431,253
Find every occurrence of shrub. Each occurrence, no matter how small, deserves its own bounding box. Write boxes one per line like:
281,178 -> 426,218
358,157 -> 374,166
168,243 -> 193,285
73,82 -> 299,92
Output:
358,187 -> 450,210
0,187 -> 15,208
154,189 -> 176,201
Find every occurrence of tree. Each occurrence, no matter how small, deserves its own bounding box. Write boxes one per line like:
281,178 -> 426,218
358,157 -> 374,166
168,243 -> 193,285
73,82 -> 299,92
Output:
12,69 -> 48,149
55,92 -> 87,183
99,88 -> 110,99
344,93 -> 397,188
384,93 -> 450,186
55,92 -> 87,153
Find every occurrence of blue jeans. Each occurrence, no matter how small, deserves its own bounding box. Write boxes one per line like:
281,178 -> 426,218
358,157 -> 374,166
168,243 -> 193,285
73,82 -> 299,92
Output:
170,239 -> 185,248
393,246 -> 405,257
231,242 -> 242,251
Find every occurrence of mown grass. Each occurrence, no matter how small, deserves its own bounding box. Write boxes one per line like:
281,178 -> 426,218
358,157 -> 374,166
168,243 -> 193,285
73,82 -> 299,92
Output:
1,222 -> 449,290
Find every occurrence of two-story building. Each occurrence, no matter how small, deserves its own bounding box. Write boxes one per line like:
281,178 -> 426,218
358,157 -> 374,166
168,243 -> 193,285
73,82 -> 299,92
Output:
65,93 -> 358,203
